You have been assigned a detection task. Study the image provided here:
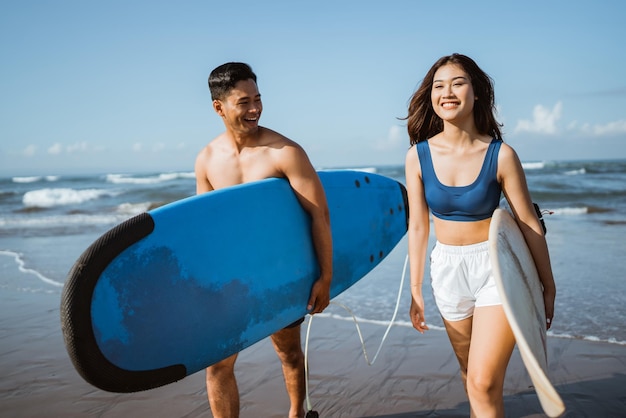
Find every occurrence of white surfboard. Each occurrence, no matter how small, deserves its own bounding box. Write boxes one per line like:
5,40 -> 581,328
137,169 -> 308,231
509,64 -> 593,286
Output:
489,208 -> 565,417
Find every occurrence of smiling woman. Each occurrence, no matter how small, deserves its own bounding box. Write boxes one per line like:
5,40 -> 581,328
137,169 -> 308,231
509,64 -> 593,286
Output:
403,53 -> 556,417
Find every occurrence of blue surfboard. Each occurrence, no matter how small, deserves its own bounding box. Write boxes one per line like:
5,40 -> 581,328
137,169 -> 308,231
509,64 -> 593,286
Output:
60,170 -> 407,393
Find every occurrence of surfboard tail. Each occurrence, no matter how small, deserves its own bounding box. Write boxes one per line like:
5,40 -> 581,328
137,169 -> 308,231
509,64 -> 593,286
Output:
60,212 -> 187,392
489,209 -> 565,417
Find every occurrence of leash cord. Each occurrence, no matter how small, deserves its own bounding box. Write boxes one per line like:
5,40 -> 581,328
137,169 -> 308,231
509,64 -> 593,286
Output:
304,254 -> 409,413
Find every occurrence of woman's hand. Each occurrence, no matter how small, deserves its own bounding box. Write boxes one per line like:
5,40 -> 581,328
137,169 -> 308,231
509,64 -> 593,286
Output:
410,295 -> 429,334
543,283 -> 556,330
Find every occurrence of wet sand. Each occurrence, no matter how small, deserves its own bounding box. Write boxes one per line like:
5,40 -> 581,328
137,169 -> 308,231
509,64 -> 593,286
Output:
1,290 -> 625,417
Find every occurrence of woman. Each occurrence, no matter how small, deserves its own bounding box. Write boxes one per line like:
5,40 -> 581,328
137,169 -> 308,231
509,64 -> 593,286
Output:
404,53 -> 556,417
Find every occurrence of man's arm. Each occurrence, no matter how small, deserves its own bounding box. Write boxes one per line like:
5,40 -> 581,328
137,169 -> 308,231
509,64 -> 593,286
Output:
279,143 -> 333,314
194,147 -> 214,194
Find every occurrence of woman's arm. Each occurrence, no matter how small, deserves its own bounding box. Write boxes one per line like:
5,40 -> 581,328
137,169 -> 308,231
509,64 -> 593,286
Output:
405,146 -> 431,333
499,144 -> 556,328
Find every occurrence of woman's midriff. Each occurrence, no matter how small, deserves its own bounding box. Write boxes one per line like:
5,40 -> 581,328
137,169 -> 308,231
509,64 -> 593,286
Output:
432,217 -> 491,246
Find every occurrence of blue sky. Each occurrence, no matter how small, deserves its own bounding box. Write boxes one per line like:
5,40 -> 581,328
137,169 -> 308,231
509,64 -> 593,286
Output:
1,1 -> 625,176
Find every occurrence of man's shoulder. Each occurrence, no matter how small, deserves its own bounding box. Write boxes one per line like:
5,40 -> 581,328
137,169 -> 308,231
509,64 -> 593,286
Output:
259,126 -> 289,141
259,127 -> 302,150
194,136 -> 226,170
199,133 -> 228,153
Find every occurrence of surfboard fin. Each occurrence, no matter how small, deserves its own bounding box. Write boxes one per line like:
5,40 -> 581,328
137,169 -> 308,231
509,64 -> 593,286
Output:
533,203 -> 548,235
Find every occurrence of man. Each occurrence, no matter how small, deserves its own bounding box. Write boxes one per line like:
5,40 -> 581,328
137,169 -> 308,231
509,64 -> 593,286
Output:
195,62 -> 333,418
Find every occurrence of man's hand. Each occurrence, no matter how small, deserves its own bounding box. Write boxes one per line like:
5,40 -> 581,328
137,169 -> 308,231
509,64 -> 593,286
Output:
307,277 -> 331,314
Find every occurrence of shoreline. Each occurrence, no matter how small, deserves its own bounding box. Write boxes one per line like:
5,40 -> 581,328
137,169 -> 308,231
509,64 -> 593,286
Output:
2,290 -> 626,417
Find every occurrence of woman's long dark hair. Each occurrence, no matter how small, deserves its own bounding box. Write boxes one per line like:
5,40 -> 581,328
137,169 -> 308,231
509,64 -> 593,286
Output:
405,53 -> 503,145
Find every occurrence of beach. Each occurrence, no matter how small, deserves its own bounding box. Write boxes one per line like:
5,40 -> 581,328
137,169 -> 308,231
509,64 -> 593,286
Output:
1,287 -> 625,417
2,161 -> 626,417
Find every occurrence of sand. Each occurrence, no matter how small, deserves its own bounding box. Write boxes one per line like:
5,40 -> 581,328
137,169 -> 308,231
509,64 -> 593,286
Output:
1,290 -> 625,417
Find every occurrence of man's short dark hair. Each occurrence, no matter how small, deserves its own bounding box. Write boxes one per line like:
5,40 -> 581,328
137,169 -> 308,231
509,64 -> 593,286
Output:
208,62 -> 257,101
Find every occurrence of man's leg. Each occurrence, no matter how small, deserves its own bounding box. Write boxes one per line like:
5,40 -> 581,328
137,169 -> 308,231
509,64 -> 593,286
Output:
270,324 -> 305,418
206,353 -> 239,418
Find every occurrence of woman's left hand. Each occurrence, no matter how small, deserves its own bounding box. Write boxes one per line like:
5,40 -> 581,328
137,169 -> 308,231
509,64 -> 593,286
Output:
543,284 -> 556,330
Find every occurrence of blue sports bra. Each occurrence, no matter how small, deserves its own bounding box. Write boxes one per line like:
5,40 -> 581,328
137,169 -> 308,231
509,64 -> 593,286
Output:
416,138 -> 502,222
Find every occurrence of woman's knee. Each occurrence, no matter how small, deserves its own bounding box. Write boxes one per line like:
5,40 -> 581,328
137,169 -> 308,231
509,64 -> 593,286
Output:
466,371 -> 503,400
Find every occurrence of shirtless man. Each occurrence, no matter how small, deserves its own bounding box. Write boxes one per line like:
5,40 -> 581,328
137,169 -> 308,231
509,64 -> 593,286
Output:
195,62 -> 333,418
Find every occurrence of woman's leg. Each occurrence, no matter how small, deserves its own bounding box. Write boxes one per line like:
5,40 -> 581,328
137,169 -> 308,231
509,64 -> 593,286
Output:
466,305 -> 516,418
443,316 -> 473,392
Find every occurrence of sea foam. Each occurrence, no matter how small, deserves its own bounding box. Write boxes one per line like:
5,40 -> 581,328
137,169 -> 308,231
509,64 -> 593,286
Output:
522,161 -> 546,170
12,175 -> 60,183
22,188 -> 115,208
106,172 -> 195,185
0,250 -> 63,287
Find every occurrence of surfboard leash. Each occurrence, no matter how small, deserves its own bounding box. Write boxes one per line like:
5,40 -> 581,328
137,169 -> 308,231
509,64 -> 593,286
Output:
303,254 -> 409,416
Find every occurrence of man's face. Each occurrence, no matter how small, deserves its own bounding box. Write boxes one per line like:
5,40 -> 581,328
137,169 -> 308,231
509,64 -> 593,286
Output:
214,79 -> 262,135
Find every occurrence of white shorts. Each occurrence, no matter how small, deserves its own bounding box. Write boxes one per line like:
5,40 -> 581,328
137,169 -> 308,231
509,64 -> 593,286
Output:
430,241 -> 502,321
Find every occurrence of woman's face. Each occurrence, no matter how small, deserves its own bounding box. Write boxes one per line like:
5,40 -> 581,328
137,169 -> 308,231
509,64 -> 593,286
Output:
430,63 -> 475,123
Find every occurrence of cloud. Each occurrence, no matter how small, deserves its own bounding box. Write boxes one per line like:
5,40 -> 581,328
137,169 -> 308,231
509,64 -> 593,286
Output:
573,120 -> 626,136
48,143 -> 63,155
37,141 -> 102,156
373,125 -> 406,150
515,102 -> 626,139
152,142 -> 166,152
66,141 -> 89,153
23,145 -> 37,157
514,102 -> 562,135
132,142 -> 176,153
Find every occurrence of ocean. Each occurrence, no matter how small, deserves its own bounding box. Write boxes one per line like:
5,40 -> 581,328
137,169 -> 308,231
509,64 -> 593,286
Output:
1,159 -> 625,349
